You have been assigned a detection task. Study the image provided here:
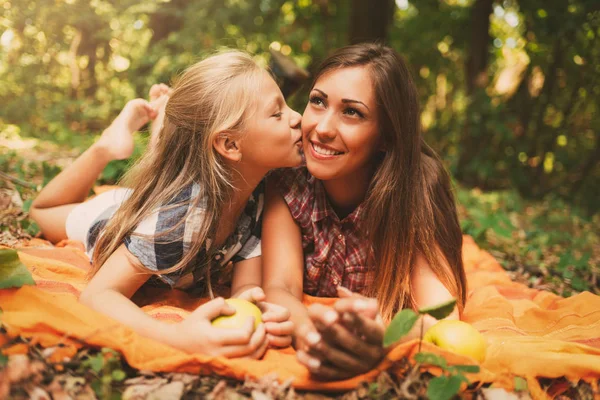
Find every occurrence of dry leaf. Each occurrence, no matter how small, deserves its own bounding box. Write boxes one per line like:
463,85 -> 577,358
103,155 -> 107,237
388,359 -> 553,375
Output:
147,381 -> 184,400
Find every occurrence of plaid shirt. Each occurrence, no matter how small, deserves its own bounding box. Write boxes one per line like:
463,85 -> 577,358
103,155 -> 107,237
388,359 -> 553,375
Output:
86,181 -> 263,293
270,167 -> 374,297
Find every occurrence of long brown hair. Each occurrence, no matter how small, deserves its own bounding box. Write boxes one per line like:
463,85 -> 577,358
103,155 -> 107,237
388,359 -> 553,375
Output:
313,43 -> 467,321
89,51 -> 264,285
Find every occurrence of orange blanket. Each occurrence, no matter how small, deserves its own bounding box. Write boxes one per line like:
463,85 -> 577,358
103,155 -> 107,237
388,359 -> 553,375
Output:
1,236 -> 599,399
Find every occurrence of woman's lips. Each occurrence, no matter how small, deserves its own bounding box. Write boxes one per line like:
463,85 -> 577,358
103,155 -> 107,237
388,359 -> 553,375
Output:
308,140 -> 345,160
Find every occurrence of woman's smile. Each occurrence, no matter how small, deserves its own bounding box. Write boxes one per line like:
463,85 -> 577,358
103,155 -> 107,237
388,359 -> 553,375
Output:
308,140 -> 346,159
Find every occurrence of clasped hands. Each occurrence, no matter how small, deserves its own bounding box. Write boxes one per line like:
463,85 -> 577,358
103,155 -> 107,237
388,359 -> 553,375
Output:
295,287 -> 388,380
175,287 -> 293,359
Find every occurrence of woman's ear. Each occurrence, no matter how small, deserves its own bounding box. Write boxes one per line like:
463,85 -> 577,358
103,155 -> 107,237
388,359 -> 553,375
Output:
213,132 -> 242,162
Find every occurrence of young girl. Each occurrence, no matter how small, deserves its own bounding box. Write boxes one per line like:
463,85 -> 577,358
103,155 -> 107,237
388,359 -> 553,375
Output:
262,43 -> 468,378
30,50 -> 302,358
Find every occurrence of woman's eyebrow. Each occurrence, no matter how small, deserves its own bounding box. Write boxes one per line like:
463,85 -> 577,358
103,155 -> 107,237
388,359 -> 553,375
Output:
342,99 -> 369,111
312,88 -> 328,98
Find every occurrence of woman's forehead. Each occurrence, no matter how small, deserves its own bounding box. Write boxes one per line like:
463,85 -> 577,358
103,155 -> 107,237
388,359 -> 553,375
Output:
314,66 -> 375,104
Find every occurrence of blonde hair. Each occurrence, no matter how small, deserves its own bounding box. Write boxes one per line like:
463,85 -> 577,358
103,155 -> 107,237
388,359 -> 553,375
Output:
90,50 -> 264,287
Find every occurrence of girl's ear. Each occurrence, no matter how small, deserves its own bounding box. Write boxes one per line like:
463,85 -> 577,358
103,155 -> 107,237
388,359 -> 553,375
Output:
213,132 -> 242,162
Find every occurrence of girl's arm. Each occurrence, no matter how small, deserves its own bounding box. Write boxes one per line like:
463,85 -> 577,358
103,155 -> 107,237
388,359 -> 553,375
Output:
262,180 -> 314,345
231,256 -> 294,348
79,245 -> 267,358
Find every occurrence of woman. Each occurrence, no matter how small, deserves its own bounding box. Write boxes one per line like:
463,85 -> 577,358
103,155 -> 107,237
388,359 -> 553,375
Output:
262,43 -> 467,379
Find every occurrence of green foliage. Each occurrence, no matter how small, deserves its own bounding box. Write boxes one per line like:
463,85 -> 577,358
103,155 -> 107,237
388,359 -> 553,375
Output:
419,299 -> 457,320
383,299 -> 481,399
427,375 -> 463,400
0,249 -> 35,289
514,376 -> 528,392
458,186 -> 599,296
79,347 -> 128,399
383,309 -> 419,347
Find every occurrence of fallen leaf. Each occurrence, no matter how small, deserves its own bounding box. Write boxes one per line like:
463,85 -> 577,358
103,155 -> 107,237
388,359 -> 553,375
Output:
147,381 -> 184,400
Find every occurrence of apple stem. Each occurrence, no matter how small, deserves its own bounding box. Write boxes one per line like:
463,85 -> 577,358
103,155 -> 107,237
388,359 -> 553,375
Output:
418,314 -> 424,353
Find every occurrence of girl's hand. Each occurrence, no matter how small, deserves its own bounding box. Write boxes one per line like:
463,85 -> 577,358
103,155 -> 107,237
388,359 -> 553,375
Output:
119,99 -> 158,134
175,297 -> 268,359
234,287 -> 294,348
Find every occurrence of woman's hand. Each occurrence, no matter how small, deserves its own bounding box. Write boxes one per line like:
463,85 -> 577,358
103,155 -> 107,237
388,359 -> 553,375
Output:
174,297 -> 268,359
234,287 -> 294,348
295,289 -> 388,380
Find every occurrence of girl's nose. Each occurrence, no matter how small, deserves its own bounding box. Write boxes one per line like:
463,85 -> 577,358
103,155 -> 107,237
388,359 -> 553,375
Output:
289,109 -> 302,129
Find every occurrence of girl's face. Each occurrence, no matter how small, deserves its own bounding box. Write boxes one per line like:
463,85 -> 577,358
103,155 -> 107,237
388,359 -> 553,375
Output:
302,66 -> 381,181
241,71 -> 303,169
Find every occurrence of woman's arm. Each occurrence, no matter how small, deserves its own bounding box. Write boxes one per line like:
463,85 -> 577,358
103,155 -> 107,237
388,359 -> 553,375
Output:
79,244 -> 267,358
262,180 -> 313,342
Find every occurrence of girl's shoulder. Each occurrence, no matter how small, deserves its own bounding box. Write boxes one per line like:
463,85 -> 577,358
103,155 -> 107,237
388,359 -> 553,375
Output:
267,166 -> 316,225
268,166 -> 315,195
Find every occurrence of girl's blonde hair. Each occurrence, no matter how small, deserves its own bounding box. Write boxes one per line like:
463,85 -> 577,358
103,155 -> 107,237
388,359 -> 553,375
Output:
89,50 -> 264,286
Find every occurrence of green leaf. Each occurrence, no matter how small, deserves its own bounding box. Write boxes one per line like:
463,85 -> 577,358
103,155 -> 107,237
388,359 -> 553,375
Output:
418,298 -> 457,320
452,364 -> 480,373
111,369 -> 126,381
383,309 -> 419,347
89,355 -> 104,373
414,352 -> 448,369
0,353 -> 7,367
514,376 -> 528,392
427,375 -> 462,400
0,249 -> 35,289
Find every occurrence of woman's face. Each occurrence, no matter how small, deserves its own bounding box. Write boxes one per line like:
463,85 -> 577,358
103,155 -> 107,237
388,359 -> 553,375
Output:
302,66 -> 381,181
240,71 -> 303,169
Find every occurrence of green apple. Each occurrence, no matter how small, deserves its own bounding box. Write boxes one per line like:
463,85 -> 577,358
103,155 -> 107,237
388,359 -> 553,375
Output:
211,298 -> 262,330
423,320 -> 487,362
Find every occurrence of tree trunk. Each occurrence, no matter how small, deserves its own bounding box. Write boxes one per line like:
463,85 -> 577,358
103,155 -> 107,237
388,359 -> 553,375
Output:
455,0 -> 494,184
149,0 -> 190,45
465,0 -> 494,94
348,0 -> 395,44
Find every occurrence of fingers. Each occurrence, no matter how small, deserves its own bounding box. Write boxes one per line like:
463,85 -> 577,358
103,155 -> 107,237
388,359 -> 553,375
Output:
267,333 -> 292,348
340,311 -> 384,346
210,316 -> 255,346
264,320 -> 294,337
218,323 -> 267,359
192,297 -> 234,320
333,297 -> 379,319
296,350 -> 356,381
308,304 -> 383,362
260,302 -> 291,323
336,286 -> 355,298
235,287 -> 266,303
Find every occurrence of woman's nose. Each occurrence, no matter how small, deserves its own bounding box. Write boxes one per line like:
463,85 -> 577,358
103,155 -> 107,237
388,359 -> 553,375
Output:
314,112 -> 336,139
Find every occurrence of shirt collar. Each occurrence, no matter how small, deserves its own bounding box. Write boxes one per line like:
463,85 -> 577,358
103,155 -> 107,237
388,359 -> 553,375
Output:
311,178 -> 366,227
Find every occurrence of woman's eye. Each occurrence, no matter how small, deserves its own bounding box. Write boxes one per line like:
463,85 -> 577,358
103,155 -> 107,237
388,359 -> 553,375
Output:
344,108 -> 364,118
309,96 -> 325,107
272,111 -> 283,118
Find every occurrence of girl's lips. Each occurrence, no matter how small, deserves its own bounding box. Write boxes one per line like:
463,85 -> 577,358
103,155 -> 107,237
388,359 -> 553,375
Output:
308,141 -> 345,160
